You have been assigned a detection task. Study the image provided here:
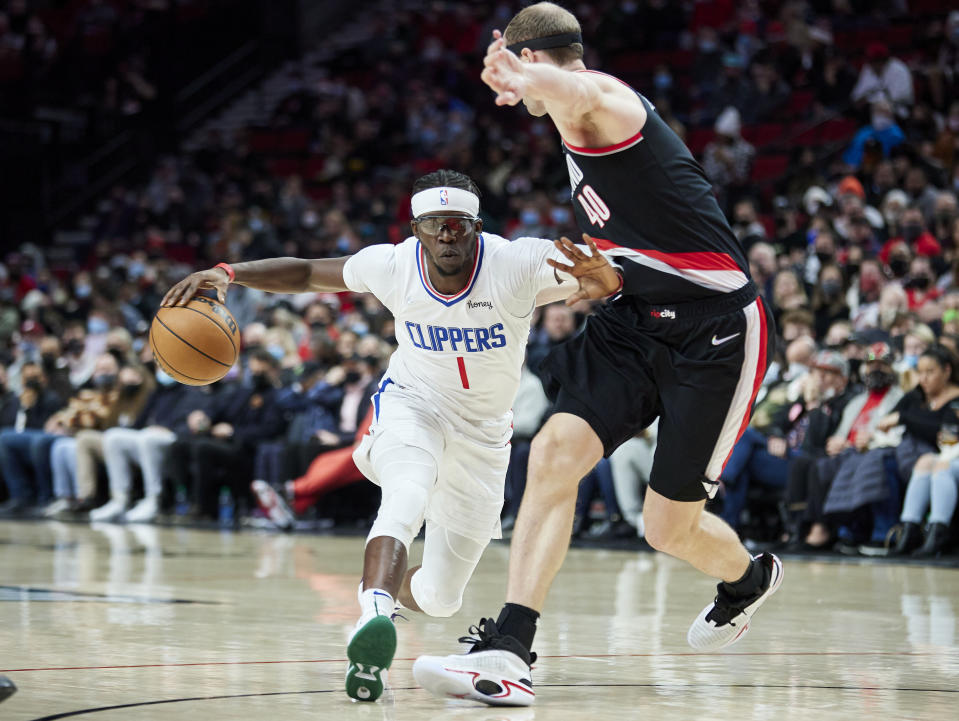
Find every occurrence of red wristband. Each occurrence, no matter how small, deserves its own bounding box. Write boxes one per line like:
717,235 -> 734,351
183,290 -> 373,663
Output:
606,272 -> 624,298
213,262 -> 235,282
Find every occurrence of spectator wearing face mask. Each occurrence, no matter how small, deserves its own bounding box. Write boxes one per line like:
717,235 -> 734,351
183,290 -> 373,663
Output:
41,353 -> 133,517
703,107 -> 755,213
931,192 -> 958,250
793,343 -> 904,548
880,188 -> 909,240
896,324 -> 936,391
812,263 -> 849,340
89,368 -> 211,523
843,99 -> 905,170
68,364 -> 155,517
166,349 -> 286,520
0,362 -> 64,514
902,256 -> 943,323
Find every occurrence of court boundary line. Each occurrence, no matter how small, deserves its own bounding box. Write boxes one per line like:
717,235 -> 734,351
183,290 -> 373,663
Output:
25,682 -> 959,720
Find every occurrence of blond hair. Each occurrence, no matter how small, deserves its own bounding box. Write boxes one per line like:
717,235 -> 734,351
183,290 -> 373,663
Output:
504,2 -> 583,65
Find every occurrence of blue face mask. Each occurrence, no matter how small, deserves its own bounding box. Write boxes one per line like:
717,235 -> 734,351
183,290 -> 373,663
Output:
75,285 -> 92,298
654,73 -> 672,90
156,368 -> 177,386
903,354 -> 919,370
521,210 -> 539,226
266,344 -> 285,361
87,317 -> 109,335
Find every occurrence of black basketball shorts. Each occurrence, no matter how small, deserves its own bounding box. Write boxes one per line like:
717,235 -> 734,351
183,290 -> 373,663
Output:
540,282 -> 774,503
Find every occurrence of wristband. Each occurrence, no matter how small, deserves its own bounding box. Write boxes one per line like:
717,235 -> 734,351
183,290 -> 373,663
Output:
606,271 -> 624,297
213,262 -> 235,282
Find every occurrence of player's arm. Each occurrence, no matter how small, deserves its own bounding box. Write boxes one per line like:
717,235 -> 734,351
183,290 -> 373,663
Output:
161,257 -> 351,307
482,30 -> 645,138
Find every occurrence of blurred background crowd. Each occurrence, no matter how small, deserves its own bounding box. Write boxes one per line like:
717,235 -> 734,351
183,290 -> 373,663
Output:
2,0 -> 959,560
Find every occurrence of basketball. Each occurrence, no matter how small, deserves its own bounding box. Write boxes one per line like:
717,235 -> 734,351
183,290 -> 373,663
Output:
149,296 -> 239,385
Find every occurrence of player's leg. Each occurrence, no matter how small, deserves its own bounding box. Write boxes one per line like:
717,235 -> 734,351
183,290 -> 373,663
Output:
643,297 -> 782,650
414,310 -> 658,707
346,425 -> 438,702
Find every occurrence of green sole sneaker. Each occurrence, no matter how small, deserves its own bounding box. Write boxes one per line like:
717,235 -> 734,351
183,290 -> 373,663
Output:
345,615 -> 397,702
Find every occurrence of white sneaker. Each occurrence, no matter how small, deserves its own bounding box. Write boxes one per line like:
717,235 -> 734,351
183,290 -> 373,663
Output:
42,498 -> 71,517
413,618 -> 536,707
89,498 -> 126,522
687,552 -> 784,651
123,496 -> 158,523
250,480 -> 295,530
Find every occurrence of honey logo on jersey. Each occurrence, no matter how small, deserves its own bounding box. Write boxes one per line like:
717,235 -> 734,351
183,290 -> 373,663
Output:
467,300 -> 493,310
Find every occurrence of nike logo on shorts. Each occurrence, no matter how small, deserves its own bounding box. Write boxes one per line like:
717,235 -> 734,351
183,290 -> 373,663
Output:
711,333 -> 741,346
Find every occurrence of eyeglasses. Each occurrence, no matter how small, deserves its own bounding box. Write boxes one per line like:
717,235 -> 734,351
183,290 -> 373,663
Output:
414,216 -> 479,236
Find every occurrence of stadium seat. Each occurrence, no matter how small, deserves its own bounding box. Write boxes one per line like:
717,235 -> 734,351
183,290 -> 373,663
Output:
750,154 -> 789,183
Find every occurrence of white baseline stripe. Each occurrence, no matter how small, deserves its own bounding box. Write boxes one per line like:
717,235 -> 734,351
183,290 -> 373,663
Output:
703,301 -> 762,490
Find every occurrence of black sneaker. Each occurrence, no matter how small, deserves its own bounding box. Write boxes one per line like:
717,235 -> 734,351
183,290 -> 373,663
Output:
412,618 -> 536,706
687,552 -> 784,651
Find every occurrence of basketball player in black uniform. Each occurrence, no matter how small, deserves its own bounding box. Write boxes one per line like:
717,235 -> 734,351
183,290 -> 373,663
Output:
414,2 -> 784,706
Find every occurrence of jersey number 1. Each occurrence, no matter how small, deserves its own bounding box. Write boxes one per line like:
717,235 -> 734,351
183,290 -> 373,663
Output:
577,185 -> 610,228
456,357 -> 470,389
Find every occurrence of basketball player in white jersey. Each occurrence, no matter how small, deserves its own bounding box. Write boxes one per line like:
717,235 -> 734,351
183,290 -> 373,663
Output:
161,169 -> 620,703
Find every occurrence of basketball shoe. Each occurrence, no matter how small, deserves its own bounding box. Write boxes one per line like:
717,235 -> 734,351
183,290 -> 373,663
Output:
0,675 -> 16,703
345,613 -> 396,702
687,552 -> 784,651
412,618 -> 536,707
250,480 -> 295,531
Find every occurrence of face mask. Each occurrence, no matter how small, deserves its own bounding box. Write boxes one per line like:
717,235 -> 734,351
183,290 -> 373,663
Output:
75,285 -> 92,298
654,73 -> 672,90
360,354 -> 379,367
822,279 -> 842,297
699,39 -> 717,52
872,114 -> 893,132
24,378 -> 42,392
93,373 -> 117,390
65,338 -> 85,355
550,207 -> 570,224
815,251 -> 833,264
156,369 -> 176,386
120,383 -> 142,397
889,258 -> 909,277
822,387 -> 837,401
41,353 -> 58,370
908,275 -> 931,290
266,344 -> 285,361
250,373 -> 272,391
520,210 -> 539,226
846,262 -> 861,278
903,223 -> 923,242
87,317 -> 109,335
903,354 -> 919,369
864,369 -> 894,390
344,370 -> 362,385
309,320 -> 327,330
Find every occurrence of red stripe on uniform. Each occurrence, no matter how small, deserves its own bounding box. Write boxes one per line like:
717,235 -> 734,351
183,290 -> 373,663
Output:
456,356 -> 470,389
562,129 -> 644,155
720,298 -> 769,474
589,237 -> 743,272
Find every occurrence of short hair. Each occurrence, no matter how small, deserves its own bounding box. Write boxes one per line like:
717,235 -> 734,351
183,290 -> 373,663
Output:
780,309 -> 815,330
412,169 -> 481,199
504,2 -> 583,66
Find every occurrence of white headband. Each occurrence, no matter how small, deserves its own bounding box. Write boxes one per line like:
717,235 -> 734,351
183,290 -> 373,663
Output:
411,186 -> 480,218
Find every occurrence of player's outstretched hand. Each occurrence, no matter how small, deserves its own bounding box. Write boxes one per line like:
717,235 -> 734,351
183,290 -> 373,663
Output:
547,234 -> 623,306
481,29 -> 528,106
161,267 -> 231,307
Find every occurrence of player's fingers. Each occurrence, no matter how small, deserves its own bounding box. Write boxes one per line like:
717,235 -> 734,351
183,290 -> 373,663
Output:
546,258 -> 575,274
216,286 -> 227,304
565,288 -> 588,307
176,280 -> 198,306
583,233 -> 600,256
558,235 -> 588,261
553,237 -> 578,261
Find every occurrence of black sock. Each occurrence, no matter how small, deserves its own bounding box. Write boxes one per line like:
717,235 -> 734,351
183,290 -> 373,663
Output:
495,603 -> 539,653
721,555 -> 766,598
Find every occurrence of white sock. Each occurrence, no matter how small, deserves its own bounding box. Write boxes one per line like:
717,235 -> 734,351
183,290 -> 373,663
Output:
359,588 -> 394,624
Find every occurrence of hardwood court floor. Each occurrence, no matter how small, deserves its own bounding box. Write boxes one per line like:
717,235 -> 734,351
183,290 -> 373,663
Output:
1,521 -> 956,720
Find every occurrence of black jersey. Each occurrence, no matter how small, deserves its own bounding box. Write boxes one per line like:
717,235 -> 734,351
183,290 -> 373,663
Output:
562,71 -> 750,305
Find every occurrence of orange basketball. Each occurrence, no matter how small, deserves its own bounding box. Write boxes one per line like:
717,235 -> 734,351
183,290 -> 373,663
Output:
149,297 -> 239,385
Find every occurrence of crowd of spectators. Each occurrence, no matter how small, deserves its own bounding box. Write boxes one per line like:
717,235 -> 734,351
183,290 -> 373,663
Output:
2,1 -> 959,558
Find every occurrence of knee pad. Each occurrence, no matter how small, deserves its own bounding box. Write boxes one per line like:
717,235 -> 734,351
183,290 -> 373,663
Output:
410,566 -> 463,617
410,524 -> 488,618
366,437 -> 437,551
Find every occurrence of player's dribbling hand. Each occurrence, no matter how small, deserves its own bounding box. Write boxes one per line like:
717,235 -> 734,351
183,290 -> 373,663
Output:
547,234 -> 623,306
161,267 -> 230,307
481,30 -> 528,106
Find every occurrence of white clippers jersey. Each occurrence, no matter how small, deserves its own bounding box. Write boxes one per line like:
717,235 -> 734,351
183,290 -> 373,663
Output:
342,233 -> 574,426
